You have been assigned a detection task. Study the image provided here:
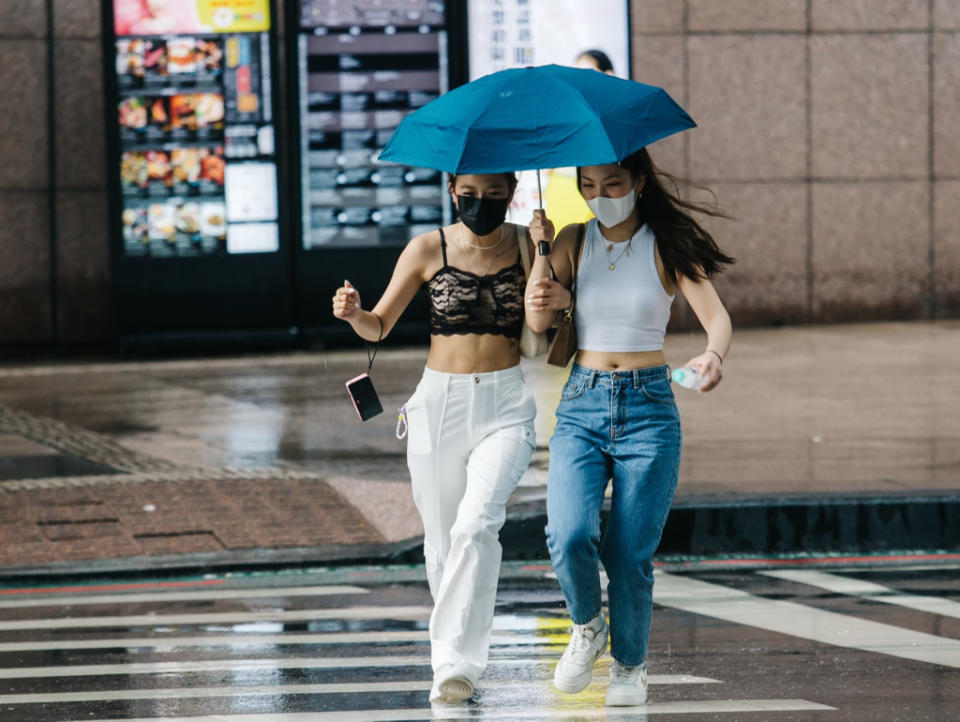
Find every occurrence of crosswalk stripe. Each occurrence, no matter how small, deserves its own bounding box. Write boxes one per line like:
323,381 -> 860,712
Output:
0,631 -> 432,652
0,586 -> 368,609
0,677 -> 723,705
655,572 -> 960,669
0,652 -> 721,682
0,606 -> 433,631
0,628 -> 572,653
759,569 -> 960,620
69,699 -> 836,721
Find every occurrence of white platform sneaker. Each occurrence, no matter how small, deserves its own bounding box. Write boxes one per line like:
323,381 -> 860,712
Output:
605,660 -> 648,706
553,614 -> 608,693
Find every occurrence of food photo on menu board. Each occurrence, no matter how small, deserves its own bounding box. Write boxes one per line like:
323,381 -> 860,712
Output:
123,197 -> 227,257
169,93 -> 225,134
116,38 -> 167,84
118,96 -> 170,139
171,146 -> 226,193
116,37 -> 223,86
113,0 -> 270,36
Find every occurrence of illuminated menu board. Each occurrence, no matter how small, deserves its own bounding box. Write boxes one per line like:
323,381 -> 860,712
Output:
111,0 -> 280,257
297,0 -> 448,249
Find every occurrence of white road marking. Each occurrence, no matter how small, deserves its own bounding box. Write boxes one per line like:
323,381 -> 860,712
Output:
0,631 -> 432,652
0,677 -> 724,706
759,569 -> 960,620
0,629 -> 573,653
0,606 -> 433,631
0,585 -> 368,609
69,698 -> 835,721
655,572 -> 960,669
0,653 -> 720,682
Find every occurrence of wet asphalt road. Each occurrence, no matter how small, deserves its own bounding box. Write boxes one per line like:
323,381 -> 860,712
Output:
0,559 -> 957,721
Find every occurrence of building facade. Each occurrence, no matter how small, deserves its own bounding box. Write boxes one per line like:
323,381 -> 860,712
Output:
1,0 -> 958,345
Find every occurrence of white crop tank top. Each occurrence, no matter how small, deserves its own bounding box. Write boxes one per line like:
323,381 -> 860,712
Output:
573,219 -> 674,352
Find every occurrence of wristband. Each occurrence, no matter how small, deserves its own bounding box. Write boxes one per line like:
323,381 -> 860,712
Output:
706,349 -> 723,365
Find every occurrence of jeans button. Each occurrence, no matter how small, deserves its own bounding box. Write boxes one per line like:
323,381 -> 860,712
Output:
474,376 -> 479,384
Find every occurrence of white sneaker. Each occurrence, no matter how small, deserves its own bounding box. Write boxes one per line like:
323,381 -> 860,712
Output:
553,614 -> 608,693
429,666 -> 475,705
605,660 -> 648,706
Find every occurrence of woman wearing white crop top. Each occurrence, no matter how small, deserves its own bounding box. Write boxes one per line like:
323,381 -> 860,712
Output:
524,147 -> 734,707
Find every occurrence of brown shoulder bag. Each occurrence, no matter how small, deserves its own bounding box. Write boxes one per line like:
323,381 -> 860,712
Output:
546,223 -> 586,367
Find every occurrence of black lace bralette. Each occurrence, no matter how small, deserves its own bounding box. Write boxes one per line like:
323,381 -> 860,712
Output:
424,228 -> 525,339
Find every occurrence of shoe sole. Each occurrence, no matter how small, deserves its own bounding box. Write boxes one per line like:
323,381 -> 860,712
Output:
553,649 -> 605,694
553,668 -> 594,694
605,689 -> 648,706
433,676 -> 474,705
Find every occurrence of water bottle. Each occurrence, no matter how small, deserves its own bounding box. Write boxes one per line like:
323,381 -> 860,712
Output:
670,367 -> 703,390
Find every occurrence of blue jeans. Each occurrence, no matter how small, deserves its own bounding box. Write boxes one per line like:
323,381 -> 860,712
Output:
546,364 -> 681,666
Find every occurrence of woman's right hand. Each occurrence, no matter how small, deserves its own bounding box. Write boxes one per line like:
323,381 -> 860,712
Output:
526,277 -> 572,312
332,280 -> 361,321
528,209 -> 555,246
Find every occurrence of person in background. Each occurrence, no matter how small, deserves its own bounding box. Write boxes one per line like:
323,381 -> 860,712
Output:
525,148 -> 734,706
541,48 -> 619,231
575,48 -> 616,75
333,173 -> 537,707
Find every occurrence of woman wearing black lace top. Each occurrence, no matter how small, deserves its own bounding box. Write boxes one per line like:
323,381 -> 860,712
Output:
333,173 -> 537,707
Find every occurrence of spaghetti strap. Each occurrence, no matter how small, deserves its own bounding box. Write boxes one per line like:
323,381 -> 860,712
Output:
438,227 -> 448,267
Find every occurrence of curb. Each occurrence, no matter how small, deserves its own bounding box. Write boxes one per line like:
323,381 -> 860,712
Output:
2,492 -> 957,581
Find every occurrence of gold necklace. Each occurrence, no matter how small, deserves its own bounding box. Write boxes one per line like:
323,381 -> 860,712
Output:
460,225 -> 511,276
605,239 -> 632,271
459,223 -> 503,251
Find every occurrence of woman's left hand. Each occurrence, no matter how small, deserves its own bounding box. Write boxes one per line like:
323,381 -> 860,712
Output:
526,277 -> 572,312
683,351 -> 723,392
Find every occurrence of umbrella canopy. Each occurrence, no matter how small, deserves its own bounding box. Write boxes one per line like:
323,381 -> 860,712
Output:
379,64 -> 695,174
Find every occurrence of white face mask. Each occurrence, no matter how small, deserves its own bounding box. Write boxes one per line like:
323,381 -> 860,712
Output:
585,190 -> 637,228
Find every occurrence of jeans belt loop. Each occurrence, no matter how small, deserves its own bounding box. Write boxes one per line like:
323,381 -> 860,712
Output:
632,369 -> 640,389
588,370 -> 597,388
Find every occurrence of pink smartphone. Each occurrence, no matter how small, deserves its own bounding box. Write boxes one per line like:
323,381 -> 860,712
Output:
345,373 -> 383,421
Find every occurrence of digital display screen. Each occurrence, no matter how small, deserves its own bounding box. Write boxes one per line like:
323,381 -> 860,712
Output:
297,0 -> 448,249
111,0 -> 280,257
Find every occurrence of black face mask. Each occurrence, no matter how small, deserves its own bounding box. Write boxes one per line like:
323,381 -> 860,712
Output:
456,195 -> 509,236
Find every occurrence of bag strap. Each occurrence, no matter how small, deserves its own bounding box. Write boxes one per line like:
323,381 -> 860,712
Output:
516,224 -> 531,275
569,222 -> 587,306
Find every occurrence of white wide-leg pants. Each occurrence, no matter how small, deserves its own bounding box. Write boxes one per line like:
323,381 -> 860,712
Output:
404,364 -> 536,683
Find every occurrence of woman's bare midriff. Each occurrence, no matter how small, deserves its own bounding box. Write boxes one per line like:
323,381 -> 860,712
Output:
575,348 -> 666,371
427,333 -> 522,373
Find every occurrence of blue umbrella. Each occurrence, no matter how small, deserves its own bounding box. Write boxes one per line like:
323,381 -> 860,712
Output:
379,64 -> 695,175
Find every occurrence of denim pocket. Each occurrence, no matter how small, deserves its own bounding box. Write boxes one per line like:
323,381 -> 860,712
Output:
560,378 -> 589,401
641,376 -> 676,405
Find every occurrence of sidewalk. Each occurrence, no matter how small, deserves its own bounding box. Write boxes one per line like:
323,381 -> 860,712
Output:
0,320 -> 958,576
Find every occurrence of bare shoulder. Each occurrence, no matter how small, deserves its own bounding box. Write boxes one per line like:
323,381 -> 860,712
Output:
553,222 -> 583,250
402,226 -> 446,281
405,227 -> 445,262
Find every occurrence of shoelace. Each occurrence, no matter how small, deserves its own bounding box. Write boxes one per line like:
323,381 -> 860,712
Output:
611,663 -> 646,684
566,624 -> 600,659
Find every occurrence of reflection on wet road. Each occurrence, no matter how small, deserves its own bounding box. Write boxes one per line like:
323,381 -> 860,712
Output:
0,560 -> 957,720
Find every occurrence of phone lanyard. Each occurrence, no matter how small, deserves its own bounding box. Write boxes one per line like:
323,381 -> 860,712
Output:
367,314 -> 382,372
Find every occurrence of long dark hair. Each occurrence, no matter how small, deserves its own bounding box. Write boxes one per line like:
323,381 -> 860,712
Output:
579,148 -> 735,282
